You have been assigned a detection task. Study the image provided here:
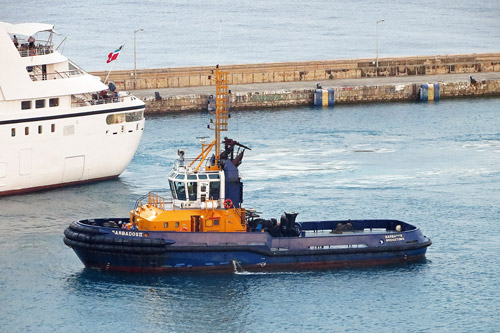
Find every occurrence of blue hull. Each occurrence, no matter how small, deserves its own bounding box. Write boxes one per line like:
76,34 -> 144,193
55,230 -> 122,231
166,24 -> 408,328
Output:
64,218 -> 431,273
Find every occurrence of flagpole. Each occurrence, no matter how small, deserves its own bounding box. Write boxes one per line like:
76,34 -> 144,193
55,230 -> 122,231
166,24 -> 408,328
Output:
104,42 -> 126,85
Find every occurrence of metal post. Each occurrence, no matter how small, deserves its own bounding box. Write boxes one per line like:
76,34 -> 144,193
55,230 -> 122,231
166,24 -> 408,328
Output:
376,19 -> 384,72
134,28 -> 144,89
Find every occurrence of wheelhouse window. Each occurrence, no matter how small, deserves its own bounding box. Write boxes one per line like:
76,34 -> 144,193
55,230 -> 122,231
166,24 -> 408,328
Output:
49,98 -> 59,107
38,125 -> 42,134
174,181 -> 186,200
36,99 -> 45,109
169,180 -> 177,199
21,101 -> 31,110
187,182 -> 197,201
11,128 -> 16,137
209,181 -> 220,200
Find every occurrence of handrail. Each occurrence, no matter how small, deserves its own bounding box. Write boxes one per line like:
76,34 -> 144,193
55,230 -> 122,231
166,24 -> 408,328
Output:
17,44 -> 54,57
134,191 -> 172,210
30,69 -> 84,81
71,96 -> 126,108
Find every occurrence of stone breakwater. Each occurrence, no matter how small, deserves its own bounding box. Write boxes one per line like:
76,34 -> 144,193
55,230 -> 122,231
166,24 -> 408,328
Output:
90,53 -> 500,113
140,78 -> 500,113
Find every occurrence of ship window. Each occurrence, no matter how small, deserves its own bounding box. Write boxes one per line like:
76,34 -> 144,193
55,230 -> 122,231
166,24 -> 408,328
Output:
175,174 -> 185,180
214,219 -> 220,226
169,180 -> 177,199
174,181 -> 186,200
125,111 -> 144,122
175,222 -> 179,228
11,128 -> 16,137
38,125 -> 42,134
106,111 -> 144,125
49,98 -> 59,107
35,99 -> 45,109
21,101 -> 31,110
106,113 -> 126,125
187,182 -> 197,201
209,181 -> 220,200
164,222 -> 169,228
209,174 -> 220,179
198,174 -> 208,179
51,124 -> 55,132
25,127 -> 29,135
187,175 -> 197,180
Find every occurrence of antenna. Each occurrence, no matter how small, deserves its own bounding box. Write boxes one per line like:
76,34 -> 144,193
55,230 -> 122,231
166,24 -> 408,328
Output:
217,19 -> 222,63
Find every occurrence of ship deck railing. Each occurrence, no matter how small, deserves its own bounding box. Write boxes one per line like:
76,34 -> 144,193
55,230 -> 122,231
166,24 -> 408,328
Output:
135,191 -> 173,211
172,158 -> 213,174
71,95 -> 128,108
134,191 -> 227,212
17,44 -> 54,57
30,69 -> 85,81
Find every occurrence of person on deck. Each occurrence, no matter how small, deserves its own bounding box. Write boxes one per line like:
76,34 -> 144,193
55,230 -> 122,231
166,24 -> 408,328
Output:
28,36 -> 35,48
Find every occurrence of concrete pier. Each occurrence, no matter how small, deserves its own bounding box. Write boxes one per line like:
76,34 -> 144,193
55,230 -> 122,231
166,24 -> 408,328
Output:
90,53 -> 500,113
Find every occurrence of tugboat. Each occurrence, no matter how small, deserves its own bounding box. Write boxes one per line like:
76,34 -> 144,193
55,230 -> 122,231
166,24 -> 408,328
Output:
64,66 -> 431,273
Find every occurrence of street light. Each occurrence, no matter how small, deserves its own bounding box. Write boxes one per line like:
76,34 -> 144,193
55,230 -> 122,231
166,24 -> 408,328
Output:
134,28 -> 144,89
376,19 -> 384,71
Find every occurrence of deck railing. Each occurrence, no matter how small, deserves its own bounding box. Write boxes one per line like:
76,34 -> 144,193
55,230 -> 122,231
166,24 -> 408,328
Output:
30,69 -> 85,81
18,44 -> 54,57
134,192 -> 173,211
71,95 -> 126,108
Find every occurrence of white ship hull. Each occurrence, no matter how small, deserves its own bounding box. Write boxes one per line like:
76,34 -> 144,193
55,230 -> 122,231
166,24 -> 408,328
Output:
0,102 -> 145,195
0,22 -> 146,195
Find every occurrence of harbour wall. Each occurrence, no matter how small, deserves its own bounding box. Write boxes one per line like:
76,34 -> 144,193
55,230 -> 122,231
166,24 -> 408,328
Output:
92,53 -> 500,91
143,79 -> 500,113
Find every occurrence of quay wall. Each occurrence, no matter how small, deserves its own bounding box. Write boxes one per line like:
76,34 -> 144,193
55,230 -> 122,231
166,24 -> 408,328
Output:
91,53 -> 500,91
143,79 -> 500,113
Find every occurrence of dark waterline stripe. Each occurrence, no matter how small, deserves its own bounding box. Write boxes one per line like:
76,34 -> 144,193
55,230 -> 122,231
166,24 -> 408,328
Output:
0,104 -> 145,126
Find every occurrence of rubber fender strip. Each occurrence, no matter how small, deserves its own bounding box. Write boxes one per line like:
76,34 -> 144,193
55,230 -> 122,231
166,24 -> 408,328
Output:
64,237 -> 167,254
68,222 -> 103,235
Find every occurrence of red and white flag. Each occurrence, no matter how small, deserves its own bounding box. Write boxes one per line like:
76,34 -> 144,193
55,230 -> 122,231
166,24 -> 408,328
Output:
107,44 -> 124,63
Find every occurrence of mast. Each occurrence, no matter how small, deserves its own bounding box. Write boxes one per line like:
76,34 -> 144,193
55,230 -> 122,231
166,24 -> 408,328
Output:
189,65 -> 230,172
213,65 -> 229,167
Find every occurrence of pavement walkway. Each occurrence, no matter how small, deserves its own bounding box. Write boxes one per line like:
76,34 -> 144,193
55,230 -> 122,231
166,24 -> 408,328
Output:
129,72 -> 500,99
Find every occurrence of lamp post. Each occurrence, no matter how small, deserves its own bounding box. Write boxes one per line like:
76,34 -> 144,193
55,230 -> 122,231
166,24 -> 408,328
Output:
134,28 -> 144,89
376,19 -> 384,71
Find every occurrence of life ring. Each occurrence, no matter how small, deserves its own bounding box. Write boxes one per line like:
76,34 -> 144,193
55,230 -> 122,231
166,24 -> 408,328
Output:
224,199 -> 233,209
179,227 -> 188,232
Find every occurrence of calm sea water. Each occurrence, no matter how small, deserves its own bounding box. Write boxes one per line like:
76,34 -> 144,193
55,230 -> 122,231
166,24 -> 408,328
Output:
2,0 -> 500,71
1,98 -> 500,331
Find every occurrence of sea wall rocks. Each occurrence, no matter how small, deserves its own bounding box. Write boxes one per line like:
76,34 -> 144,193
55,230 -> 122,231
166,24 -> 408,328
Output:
142,79 -> 500,113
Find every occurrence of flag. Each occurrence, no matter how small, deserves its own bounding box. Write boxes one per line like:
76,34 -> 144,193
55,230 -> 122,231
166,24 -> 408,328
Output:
107,44 -> 123,63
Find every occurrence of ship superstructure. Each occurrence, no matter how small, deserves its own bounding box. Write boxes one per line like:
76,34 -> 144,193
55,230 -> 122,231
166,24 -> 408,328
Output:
0,22 -> 145,195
